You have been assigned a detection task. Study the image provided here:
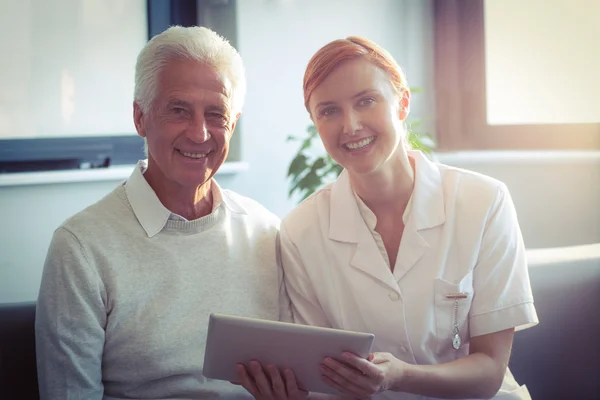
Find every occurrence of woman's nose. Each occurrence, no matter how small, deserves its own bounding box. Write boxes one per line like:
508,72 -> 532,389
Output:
343,110 -> 363,136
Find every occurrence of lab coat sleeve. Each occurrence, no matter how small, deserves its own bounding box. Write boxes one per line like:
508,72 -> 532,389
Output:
35,227 -> 106,400
275,232 -> 294,323
470,184 -> 539,337
279,221 -> 332,328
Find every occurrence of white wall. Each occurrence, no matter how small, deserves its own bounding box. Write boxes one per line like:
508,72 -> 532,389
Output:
437,152 -> 600,249
0,180 -> 120,303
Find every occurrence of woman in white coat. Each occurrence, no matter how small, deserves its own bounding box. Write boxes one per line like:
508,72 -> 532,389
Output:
239,36 -> 539,400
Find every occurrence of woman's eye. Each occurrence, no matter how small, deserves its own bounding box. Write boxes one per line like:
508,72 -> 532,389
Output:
322,107 -> 337,117
358,97 -> 375,106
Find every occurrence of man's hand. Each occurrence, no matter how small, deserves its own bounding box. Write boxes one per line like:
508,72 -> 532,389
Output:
236,360 -> 309,400
319,352 -> 405,399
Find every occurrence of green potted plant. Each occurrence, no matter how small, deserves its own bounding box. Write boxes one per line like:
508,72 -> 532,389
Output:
286,96 -> 435,202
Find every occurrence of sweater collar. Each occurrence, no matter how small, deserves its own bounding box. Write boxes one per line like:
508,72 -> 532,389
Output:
124,160 -> 240,237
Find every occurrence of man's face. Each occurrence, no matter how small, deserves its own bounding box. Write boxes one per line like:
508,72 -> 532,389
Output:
134,59 -> 239,191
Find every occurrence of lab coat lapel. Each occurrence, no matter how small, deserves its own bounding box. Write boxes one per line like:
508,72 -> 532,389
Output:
393,151 -> 446,281
329,170 -> 399,292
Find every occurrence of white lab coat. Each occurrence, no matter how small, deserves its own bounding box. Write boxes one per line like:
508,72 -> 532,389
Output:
279,151 -> 539,400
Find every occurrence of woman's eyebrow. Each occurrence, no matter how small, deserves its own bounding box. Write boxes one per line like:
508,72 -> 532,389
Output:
316,89 -> 379,109
352,89 -> 378,98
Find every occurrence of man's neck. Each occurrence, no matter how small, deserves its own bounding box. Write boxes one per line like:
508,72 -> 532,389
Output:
144,170 -> 215,221
165,182 -> 214,221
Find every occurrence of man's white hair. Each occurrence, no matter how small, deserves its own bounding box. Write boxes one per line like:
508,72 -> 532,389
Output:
134,25 -> 246,120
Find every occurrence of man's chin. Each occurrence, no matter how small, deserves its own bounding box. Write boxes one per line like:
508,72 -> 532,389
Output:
178,170 -> 213,187
174,155 -> 226,187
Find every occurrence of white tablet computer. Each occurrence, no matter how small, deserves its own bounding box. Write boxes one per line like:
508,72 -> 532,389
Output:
203,313 -> 375,395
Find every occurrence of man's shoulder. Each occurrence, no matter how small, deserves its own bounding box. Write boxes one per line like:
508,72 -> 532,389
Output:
59,184 -> 131,236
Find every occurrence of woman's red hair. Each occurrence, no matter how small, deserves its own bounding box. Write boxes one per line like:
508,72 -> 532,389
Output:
303,36 -> 409,114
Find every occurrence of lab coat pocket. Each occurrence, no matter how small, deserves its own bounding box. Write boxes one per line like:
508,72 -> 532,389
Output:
492,384 -> 531,399
433,271 -> 474,358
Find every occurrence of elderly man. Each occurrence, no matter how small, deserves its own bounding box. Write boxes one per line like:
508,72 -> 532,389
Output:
35,26 -> 289,399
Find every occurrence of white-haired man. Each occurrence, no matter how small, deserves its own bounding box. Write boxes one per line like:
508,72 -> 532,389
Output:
35,26 -> 290,399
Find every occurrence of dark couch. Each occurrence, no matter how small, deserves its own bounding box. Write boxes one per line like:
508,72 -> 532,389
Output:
0,301 -> 39,400
1,245 -> 599,399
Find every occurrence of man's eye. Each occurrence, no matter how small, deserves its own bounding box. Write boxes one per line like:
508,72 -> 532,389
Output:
172,107 -> 187,114
207,113 -> 228,123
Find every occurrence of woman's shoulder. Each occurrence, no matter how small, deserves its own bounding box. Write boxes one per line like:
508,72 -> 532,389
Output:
281,181 -> 336,237
436,162 -> 510,205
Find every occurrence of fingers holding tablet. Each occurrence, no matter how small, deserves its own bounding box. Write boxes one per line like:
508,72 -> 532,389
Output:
320,351 -> 406,398
236,361 -> 308,400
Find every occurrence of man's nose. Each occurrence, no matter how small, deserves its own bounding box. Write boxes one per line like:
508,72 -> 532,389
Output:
188,115 -> 211,143
343,110 -> 363,136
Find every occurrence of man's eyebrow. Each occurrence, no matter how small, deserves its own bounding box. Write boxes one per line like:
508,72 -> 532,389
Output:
166,98 -> 192,108
206,104 -> 230,115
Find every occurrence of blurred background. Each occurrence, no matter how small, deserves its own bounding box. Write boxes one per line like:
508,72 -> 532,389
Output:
0,0 -> 598,303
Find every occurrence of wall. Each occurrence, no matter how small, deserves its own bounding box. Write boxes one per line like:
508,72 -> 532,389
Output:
0,180 -> 120,303
437,152 -> 600,249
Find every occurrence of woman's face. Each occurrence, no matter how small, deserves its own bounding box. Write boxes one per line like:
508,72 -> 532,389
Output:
308,58 -> 410,177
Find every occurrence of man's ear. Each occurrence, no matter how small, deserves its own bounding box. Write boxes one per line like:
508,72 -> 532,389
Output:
133,101 -> 146,138
229,112 -> 242,134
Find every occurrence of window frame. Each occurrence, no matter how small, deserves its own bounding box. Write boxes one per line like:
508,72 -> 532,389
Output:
0,0 -> 199,173
433,0 -> 600,151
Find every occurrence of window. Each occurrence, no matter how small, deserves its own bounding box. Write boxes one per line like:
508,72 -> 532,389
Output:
0,0 -> 241,173
433,0 -> 600,150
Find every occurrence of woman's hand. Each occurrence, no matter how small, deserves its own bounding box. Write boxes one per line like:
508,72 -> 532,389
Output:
320,352 -> 406,399
236,360 -> 309,400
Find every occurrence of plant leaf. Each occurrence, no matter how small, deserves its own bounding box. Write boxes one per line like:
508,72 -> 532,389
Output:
296,169 -> 322,194
312,157 -> 327,171
287,153 -> 308,178
300,137 -> 314,151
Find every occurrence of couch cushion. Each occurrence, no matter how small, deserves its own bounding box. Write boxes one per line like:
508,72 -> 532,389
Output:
509,244 -> 600,399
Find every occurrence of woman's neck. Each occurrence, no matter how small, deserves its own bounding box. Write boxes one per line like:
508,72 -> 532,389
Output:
350,152 -> 415,216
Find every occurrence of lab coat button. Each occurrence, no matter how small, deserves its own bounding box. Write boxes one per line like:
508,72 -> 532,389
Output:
388,291 -> 399,301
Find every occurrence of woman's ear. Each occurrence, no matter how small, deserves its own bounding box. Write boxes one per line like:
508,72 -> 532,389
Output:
398,90 -> 411,121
